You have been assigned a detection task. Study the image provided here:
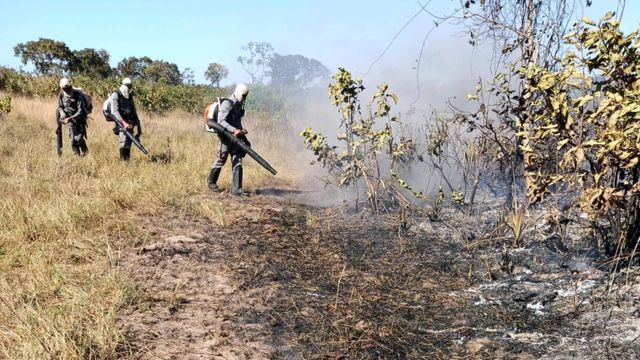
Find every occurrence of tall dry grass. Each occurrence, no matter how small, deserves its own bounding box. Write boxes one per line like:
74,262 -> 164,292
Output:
0,95 -> 295,359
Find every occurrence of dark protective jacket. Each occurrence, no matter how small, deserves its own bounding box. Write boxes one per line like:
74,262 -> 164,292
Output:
217,94 -> 245,133
106,90 -> 139,125
57,89 -> 86,121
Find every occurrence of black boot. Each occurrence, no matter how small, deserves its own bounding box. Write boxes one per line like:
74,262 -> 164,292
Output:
79,140 -> 88,156
71,145 -> 81,156
207,168 -> 223,192
232,167 -> 245,196
119,148 -> 130,161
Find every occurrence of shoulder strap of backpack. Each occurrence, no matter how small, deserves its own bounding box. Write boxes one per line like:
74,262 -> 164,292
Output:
104,91 -> 119,111
206,97 -> 220,120
72,89 -> 82,100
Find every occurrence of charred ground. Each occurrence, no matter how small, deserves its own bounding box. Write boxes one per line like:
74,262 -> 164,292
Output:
117,192 -> 640,359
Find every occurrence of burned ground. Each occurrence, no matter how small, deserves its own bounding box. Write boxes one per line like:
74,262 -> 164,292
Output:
117,193 -> 640,359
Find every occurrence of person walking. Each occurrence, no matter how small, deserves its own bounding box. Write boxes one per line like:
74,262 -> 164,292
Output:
103,78 -> 142,160
207,83 -> 250,195
56,78 -> 88,156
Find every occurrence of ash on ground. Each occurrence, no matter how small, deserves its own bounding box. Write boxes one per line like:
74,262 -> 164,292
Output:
118,193 -> 640,359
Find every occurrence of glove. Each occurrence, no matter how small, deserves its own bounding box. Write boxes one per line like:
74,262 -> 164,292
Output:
112,126 -> 120,135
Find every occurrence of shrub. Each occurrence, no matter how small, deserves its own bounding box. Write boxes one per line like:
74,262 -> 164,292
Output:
301,68 -> 419,212
518,14 -> 640,256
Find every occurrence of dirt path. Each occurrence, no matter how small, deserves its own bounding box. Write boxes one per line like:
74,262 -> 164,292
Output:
117,195 -> 291,359
116,193 -> 640,359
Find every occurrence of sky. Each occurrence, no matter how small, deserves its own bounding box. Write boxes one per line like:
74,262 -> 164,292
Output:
1,0 -> 638,98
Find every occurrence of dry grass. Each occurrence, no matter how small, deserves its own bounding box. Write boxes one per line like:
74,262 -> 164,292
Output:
0,95 -> 294,359
507,201 -> 528,248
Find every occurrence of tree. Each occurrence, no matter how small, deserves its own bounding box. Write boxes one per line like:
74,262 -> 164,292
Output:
268,53 -> 330,91
71,48 -> 112,78
116,57 -> 182,85
116,56 -> 152,79
518,15 -> 640,255
459,0 -> 579,70
144,60 -> 182,85
182,67 -> 195,85
237,41 -> 274,84
13,38 -> 74,75
436,0 -> 610,205
204,63 -> 229,88
300,68 -> 417,212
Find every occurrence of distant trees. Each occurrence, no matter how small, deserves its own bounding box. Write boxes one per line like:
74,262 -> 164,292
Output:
236,41 -> 330,90
116,56 -> 152,79
182,67 -> 195,85
13,38 -> 75,75
143,60 -> 182,85
13,38 -> 114,78
204,63 -> 229,88
268,53 -> 329,92
12,37 -> 331,91
115,56 -> 182,85
12,38 -> 186,85
72,48 -> 112,78
237,41 -> 274,84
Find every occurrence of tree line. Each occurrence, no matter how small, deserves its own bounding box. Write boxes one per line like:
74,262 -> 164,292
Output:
12,38 -> 329,90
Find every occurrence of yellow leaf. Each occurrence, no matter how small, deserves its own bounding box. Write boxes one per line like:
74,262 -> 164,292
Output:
519,145 -> 535,153
601,11 -> 615,22
557,139 -> 569,150
624,157 -> 639,169
583,140 -> 605,147
606,138 -> 623,150
574,95 -> 593,108
581,16 -> 596,26
576,147 -> 585,162
565,114 -> 574,130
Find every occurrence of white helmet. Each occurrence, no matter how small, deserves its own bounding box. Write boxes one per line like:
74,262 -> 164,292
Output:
234,83 -> 249,101
119,84 -> 130,99
122,77 -> 132,86
59,77 -> 71,89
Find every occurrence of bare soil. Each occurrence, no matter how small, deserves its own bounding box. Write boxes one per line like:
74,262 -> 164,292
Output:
117,191 -> 640,359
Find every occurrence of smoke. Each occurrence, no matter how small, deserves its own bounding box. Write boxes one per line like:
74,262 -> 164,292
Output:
369,36 -> 493,197
265,15 -> 501,206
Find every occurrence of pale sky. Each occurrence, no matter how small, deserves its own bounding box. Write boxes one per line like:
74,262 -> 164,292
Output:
0,0 -> 637,94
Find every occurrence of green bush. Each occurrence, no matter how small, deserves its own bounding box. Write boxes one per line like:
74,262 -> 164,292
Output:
0,67 -> 285,116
